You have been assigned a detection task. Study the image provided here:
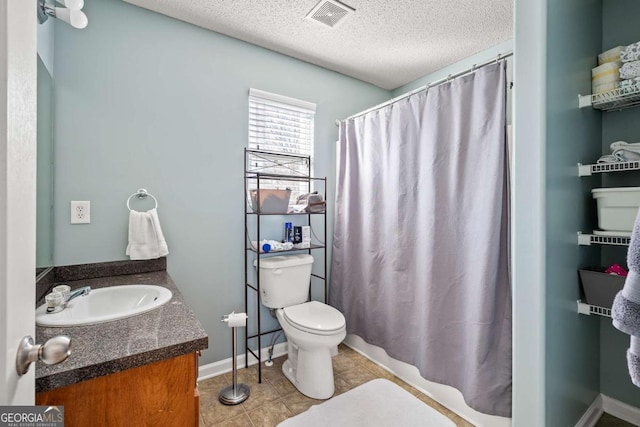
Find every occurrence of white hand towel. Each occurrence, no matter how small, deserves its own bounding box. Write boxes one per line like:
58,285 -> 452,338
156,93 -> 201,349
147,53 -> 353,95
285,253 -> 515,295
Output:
126,208 -> 169,260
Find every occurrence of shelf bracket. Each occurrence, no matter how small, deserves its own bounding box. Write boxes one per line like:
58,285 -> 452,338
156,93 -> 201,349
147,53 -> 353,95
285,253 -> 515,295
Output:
578,94 -> 593,109
577,163 -> 592,177
577,232 -> 591,246
577,300 -> 591,315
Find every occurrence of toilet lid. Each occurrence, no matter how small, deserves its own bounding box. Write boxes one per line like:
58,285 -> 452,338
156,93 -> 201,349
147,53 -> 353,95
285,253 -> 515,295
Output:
283,301 -> 345,335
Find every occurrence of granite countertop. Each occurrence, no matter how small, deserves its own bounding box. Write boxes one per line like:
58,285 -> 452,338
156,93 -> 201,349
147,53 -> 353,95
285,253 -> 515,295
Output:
35,269 -> 208,393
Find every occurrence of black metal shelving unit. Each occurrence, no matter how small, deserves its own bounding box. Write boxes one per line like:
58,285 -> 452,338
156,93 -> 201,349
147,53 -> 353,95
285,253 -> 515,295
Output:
243,149 -> 328,383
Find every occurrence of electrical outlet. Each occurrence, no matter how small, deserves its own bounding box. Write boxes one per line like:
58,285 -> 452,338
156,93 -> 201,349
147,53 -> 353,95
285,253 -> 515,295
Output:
70,201 -> 90,224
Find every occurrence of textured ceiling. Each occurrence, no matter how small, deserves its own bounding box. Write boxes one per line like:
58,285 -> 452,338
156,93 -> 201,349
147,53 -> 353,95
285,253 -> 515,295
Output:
123,0 -> 513,90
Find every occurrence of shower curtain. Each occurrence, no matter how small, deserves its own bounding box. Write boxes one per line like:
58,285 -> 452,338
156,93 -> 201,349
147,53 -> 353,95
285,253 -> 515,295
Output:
330,63 -> 511,417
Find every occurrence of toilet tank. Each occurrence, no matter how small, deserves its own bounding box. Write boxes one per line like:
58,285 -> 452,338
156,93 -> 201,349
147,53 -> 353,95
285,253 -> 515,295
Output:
254,254 -> 313,308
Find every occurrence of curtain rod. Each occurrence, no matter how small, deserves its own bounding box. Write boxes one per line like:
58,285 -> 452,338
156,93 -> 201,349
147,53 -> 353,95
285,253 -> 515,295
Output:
335,51 -> 513,125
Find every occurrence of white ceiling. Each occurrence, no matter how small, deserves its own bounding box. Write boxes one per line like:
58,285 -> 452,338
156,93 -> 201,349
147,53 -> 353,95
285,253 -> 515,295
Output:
123,0 -> 513,90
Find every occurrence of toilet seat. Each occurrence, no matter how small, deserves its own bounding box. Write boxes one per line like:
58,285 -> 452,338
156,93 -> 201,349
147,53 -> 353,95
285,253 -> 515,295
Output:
283,301 -> 345,336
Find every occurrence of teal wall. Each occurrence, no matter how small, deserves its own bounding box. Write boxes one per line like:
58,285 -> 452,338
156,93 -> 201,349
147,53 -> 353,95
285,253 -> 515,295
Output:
51,0 -> 390,365
37,56 -> 54,268
544,0 -> 603,425
599,0 -> 640,407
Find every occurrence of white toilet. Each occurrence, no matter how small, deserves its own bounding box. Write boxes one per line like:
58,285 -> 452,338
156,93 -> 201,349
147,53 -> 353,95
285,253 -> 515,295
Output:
256,254 -> 346,399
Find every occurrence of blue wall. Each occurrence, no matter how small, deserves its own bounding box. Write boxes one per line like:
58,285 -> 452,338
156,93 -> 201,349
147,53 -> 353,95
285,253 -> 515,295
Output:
51,0 -> 390,365
599,0 -> 640,407
544,0 -> 603,425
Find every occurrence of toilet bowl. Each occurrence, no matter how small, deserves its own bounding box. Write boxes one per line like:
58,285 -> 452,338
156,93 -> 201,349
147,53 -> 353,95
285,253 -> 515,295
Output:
254,255 -> 346,400
276,301 -> 346,399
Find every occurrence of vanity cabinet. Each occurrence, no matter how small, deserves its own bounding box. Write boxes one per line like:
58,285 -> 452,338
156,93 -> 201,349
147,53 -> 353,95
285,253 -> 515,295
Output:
36,352 -> 200,427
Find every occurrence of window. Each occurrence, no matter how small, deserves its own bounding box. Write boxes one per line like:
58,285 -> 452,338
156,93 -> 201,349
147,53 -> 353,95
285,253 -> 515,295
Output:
248,89 -> 316,203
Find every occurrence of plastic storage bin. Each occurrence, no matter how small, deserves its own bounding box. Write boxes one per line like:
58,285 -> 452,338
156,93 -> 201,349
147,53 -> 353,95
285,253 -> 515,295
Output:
578,268 -> 625,308
592,187 -> 640,232
249,189 -> 291,213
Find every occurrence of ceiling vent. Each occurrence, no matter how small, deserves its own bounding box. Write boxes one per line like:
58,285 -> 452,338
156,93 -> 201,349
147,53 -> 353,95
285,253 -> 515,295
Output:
306,0 -> 355,28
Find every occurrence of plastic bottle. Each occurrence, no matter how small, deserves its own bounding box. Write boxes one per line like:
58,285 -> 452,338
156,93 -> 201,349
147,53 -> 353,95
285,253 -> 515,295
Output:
284,222 -> 293,242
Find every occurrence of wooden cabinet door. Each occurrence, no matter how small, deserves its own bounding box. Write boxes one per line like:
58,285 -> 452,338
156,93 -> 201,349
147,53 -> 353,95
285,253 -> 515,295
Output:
37,353 -> 198,427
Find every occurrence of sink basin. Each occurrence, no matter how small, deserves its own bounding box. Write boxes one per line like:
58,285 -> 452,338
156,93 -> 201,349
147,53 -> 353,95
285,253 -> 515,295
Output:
36,285 -> 173,327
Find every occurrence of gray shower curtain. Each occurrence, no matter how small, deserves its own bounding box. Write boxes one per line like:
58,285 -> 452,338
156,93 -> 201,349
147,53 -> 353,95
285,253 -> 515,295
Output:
330,62 -> 511,417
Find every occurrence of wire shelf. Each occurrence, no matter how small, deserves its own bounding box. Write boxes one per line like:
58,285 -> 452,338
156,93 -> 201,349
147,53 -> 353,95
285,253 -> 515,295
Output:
578,161 -> 640,176
246,211 -> 326,216
577,232 -> 631,246
246,243 -> 325,253
579,84 -> 640,111
577,300 -> 612,318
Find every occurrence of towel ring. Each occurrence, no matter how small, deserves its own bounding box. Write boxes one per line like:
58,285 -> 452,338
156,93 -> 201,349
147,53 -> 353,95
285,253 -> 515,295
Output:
126,188 -> 158,211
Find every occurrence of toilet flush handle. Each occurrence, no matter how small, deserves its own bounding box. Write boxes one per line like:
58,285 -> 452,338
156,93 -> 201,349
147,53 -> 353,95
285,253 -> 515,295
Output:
273,269 -> 282,275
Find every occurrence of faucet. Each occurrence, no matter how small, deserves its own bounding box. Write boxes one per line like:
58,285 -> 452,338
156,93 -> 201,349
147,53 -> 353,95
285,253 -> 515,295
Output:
67,286 -> 91,303
46,286 -> 91,313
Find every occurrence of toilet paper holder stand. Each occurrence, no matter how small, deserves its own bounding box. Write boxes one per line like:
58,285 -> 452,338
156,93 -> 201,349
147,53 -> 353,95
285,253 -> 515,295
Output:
219,312 -> 250,405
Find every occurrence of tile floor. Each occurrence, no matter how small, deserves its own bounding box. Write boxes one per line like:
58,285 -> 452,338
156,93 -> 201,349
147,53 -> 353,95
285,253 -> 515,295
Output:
198,344 -> 475,427
198,348 -> 640,427
595,413 -> 639,427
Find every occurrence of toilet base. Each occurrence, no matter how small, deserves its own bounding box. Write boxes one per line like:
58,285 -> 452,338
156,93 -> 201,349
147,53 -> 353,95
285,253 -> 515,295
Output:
281,342 -> 336,400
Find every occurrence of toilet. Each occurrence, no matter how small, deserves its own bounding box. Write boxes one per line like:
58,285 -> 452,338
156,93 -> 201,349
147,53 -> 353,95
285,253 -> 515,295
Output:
255,254 -> 346,399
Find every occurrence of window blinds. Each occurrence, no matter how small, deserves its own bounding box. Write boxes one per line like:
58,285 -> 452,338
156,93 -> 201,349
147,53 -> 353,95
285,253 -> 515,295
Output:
248,89 -> 316,201
248,89 -> 315,157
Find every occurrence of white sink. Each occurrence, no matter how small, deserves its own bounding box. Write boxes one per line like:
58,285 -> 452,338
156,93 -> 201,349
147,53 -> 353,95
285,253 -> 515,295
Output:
36,285 -> 173,327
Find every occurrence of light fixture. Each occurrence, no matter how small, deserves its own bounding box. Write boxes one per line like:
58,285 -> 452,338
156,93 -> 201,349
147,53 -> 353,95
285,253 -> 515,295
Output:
38,0 -> 88,29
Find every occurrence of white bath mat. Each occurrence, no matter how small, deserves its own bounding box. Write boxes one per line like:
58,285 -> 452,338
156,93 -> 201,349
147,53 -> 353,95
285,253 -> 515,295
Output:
277,378 -> 457,427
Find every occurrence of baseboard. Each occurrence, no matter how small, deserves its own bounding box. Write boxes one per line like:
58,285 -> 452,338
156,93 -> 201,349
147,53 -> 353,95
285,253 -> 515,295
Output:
602,395 -> 640,426
574,395 -> 603,427
197,342 -> 288,381
575,394 -> 640,427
